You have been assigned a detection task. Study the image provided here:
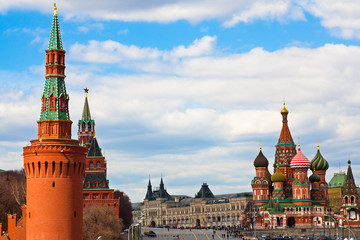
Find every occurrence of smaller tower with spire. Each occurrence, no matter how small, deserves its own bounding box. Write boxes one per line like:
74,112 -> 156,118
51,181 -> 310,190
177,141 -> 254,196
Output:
78,88 -> 95,149
310,143 -> 329,205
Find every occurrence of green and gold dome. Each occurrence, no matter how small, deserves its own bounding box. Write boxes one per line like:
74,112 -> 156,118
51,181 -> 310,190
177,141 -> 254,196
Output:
310,145 -> 329,171
271,165 -> 286,182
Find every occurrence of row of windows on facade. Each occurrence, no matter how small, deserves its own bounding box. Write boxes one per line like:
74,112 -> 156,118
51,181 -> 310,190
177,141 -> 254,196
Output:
46,52 -> 64,65
163,216 -> 241,225
344,195 -> 357,204
84,181 -> 106,188
80,122 -> 92,131
84,193 -> 109,200
42,95 -> 67,112
283,207 -> 332,212
88,161 -> 102,169
26,160 -> 83,177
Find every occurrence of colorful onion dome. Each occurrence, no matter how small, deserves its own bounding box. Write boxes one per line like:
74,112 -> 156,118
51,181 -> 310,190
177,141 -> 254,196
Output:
271,165 -> 286,182
310,146 -> 329,171
309,169 -> 321,183
290,145 -> 310,169
253,149 -> 269,168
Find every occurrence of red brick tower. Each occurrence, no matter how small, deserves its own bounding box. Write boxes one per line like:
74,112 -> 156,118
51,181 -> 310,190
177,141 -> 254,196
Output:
274,103 -> 297,197
79,91 -> 120,216
23,4 -> 87,240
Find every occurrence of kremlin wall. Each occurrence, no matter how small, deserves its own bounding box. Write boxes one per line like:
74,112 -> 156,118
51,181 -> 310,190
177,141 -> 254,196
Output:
0,4 -> 360,240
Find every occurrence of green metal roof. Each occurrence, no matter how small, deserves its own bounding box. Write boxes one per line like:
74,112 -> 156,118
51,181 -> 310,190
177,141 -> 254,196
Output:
48,10 -> 63,50
40,78 -> 70,121
87,137 -> 103,157
329,172 -> 346,188
81,95 -> 92,123
195,183 -> 215,199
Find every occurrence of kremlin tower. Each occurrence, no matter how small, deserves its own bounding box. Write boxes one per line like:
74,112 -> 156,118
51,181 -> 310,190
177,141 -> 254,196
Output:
79,91 -> 120,217
23,4 -> 87,239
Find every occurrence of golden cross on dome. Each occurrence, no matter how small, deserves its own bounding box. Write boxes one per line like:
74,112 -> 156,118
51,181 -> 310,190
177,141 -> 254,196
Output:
259,139 -> 262,151
317,137 -> 319,150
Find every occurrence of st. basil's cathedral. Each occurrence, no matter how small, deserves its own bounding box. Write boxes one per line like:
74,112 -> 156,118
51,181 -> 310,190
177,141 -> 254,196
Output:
251,104 -> 360,228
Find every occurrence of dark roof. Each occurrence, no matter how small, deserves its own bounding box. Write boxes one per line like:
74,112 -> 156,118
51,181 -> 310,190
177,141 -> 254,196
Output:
195,183 -> 215,199
87,137 -> 102,157
83,172 -> 109,189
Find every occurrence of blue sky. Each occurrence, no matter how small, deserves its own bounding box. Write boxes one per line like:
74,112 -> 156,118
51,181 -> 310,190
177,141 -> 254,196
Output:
1,0 -> 360,202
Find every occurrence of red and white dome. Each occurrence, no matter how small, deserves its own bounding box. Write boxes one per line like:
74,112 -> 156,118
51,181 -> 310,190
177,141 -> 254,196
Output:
290,147 -> 310,169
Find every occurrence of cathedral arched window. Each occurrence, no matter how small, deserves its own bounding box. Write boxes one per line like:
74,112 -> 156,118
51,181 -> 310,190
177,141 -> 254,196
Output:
96,161 -> 101,168
345,196 -> 348,204
89,161 -> 94,169
351,196 -> 355,204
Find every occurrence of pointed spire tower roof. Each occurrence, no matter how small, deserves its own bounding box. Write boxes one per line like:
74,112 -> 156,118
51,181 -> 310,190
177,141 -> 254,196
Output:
342,157 -> 358,196
277,102 -> 295,146
49,3 -> 63,50
145,178 -> 154,200
87,137 -> 103,157
82,88 -> 92,123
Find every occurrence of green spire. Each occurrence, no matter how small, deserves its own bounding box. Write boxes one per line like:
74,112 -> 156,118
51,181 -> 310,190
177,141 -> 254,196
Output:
48,4 -> 63,50
81,90 -> 92,122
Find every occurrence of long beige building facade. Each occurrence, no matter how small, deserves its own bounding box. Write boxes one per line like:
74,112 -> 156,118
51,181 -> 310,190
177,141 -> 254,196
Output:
132,179 -> 252,228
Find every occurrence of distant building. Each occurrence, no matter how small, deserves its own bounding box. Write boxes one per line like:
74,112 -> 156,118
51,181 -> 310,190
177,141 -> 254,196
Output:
133,179 -> 252,228
328,171 -> 346,213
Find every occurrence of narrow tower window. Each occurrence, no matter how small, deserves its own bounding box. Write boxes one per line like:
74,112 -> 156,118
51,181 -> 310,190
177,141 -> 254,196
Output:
52,181 -> 55,188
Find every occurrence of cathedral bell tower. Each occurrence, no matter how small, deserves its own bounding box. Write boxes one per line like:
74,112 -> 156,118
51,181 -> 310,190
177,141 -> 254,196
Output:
23,4 -> 87,240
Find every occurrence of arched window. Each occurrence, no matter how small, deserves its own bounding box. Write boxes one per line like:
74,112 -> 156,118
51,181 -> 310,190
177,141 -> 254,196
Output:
87,122 -> 91,131
89,161 -> 94,169
345,196 -> 348,203
82,122 -> 85,129
96,161 -> 101,168
351,196 -> 355,204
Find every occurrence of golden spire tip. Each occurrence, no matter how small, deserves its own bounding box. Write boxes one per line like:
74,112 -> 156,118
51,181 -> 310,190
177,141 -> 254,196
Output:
298,136 -> 300,150
54,2 -> 57,15
259,139 -> 262,151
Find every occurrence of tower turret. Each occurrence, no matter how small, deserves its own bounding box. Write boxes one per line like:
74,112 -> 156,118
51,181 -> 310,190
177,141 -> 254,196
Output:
145,179 -> 154,200
23,4 -> 86,240
290,144 -> 311,206
78,88 -> 95,149
251,147 -> 271,206
274,103 -> 297,197
310,144 -> 329,205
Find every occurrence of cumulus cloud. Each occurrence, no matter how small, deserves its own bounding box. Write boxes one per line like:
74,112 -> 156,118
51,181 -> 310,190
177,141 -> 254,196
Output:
2,34 -> 360,201
299,0 -> 360,39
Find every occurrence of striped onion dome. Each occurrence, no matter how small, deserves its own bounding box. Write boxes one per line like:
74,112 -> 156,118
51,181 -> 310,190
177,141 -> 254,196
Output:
271,165 -> 286,182
290,146 -> 310,169
310,147 -> 329,171
309,169 -> 321,183
253,149 -> 269,168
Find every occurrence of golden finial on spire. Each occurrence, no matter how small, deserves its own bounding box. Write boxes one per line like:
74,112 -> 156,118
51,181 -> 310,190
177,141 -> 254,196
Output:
259,139 -> 262,151
298,136 -> 300,150
281,98 -> 288,114
317,137 -> 319,150
54,2 -> 57,15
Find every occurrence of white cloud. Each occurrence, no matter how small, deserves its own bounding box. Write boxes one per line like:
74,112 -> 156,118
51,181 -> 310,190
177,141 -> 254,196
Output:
3,34 -> 360,201
300,0 -> 360,39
